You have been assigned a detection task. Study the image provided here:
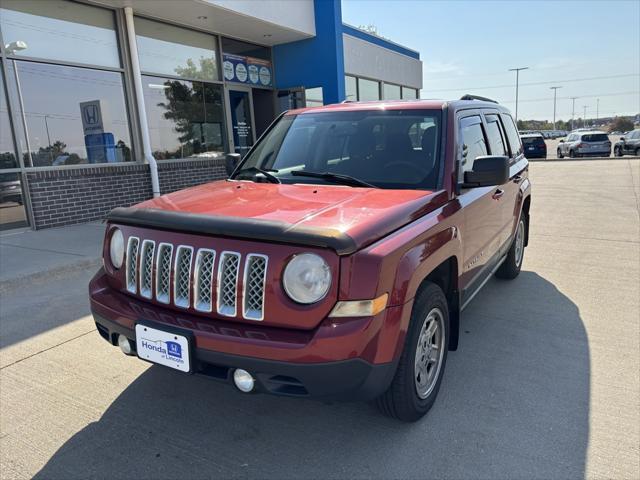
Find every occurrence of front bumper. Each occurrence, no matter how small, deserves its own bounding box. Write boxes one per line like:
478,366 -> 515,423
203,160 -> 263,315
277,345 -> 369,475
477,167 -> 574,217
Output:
90,270 -> 407,401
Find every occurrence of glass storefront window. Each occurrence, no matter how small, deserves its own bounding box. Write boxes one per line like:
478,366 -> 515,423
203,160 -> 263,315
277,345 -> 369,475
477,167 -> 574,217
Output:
305,87 -> 323,107
135,17 -> 218,81
0,171 -> 27,229
358,78 -> 380,101
142,75 -> 226,160
402,87 -> 419,99
7,61 -> 132,167
383,83 -> 401,100
345,75 -> 357,101
221,38 -> 270,61
0,0 -> 120,68
0,67 -> 18,169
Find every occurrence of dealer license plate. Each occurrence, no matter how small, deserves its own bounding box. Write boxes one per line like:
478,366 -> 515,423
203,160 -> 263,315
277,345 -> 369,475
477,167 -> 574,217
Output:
135,324 -> 191,373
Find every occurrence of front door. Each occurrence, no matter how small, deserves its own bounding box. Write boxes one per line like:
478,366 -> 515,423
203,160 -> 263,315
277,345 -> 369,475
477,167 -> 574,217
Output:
227,88 -> 255,158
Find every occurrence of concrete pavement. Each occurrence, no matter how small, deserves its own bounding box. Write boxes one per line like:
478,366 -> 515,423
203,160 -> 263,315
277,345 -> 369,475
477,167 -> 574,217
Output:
0,222 -> 104,289
1,159 -> 639,479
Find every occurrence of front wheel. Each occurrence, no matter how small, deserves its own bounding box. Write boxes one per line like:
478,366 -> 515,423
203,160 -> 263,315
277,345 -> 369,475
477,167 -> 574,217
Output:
557,149 -> 564,159
496,216 -> 526,280
614,146 -> 623,157
376,283 -> 448,422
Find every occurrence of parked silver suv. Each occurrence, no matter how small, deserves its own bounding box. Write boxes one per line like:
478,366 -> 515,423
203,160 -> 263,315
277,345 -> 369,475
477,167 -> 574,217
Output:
557,131 -> 611,158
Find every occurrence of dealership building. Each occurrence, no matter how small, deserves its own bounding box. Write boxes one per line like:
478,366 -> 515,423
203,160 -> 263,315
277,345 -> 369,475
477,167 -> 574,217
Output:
0,0 -> 423,230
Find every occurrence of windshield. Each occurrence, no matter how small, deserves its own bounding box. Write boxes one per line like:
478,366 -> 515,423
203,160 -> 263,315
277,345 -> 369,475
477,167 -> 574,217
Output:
233,109 -> 442,189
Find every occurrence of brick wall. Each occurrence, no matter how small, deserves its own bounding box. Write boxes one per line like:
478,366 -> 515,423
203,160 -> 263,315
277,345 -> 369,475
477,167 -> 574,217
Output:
26,158 -> 227,229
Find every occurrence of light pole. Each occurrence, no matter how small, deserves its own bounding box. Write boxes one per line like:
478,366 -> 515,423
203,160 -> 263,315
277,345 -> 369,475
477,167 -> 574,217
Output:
583,105 -> 588,128
508,66 -> 528,125
550,86 -> 562,130
596,98 -> 600,122
570,97 -> 578,131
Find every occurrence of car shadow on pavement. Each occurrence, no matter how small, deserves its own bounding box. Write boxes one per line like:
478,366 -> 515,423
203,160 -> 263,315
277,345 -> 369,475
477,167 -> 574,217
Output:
33,271 -> 589,480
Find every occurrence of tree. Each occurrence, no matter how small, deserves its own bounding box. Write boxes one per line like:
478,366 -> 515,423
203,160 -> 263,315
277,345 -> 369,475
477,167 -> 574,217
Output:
609,117 -> 634,133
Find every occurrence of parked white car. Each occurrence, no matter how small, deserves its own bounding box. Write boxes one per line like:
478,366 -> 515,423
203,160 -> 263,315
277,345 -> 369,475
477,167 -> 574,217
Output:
557,131 -> 611,158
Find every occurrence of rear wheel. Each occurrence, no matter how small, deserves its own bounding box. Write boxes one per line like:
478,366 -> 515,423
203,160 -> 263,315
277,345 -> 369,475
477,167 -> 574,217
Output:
376,283 -> 448,422
557,148 -> 564,159
496,216 -> 526,280
569,149 -> 577,158
614,146 -> 623,157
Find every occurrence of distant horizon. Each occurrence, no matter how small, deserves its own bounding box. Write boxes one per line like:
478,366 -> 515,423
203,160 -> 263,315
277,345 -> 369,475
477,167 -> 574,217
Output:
341,0 -> 640,122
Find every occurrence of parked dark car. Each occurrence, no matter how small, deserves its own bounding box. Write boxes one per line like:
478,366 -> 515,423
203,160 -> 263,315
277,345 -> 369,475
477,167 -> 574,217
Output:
614,130 -> 640,157
520,133 -> 547,159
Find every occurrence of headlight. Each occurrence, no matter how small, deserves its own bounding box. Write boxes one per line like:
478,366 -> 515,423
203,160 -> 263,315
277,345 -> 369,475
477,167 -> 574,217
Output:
282,253 -> 331,304
109,228 -> 125,269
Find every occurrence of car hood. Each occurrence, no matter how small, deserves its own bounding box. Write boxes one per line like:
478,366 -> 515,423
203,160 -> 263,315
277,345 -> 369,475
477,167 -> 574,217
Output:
122,180 -> 447,254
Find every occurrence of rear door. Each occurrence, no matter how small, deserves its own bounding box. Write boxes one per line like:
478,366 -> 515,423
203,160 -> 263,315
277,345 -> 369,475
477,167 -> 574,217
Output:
498,112 -> 528,252
457,113 -> 503,303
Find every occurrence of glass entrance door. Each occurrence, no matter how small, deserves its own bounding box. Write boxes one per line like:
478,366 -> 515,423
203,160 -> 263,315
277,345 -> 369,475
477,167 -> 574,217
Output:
228,89 -> 254,158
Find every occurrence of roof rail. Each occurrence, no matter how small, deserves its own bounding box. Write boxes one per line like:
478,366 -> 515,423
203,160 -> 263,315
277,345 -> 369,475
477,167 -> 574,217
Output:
460,94 -> 498,104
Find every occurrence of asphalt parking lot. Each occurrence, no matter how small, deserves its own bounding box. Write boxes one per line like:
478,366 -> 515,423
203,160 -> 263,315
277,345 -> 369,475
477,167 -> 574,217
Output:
1,159 -> 639,479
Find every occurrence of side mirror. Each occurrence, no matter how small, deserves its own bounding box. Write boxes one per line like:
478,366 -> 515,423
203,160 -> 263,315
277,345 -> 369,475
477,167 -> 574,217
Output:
463,156 -> 509,187
620,137 -> 625,141
225,153 -> 241,176
559,139 -> 565,143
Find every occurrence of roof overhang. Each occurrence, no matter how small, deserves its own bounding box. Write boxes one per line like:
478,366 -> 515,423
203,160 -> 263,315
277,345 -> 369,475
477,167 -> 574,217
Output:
92,0 -> 315,45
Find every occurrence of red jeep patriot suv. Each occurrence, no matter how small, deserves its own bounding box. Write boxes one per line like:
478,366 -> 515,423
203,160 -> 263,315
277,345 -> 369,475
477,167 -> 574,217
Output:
90,95 -> 531,421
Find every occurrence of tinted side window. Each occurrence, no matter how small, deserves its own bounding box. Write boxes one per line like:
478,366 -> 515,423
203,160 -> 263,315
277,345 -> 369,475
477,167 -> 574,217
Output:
460,116 -> 488,173
499,113 -> 523,159
485,114 -> 508,156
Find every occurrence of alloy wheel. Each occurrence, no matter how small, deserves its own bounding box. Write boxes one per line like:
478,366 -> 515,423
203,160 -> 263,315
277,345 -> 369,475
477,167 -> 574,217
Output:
414,307 -> 445,399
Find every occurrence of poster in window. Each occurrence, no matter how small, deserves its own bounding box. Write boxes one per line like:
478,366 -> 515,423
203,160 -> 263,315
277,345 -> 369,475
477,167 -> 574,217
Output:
222,53 -> 272,87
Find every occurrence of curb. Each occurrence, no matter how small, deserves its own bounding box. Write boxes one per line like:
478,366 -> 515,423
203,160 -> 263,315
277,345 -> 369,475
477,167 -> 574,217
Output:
0,257 -> 102,293
529,156 -> 640,162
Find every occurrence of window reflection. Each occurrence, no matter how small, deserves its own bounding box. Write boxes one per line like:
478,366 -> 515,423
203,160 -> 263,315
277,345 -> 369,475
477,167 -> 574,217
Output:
345,75 -> 357,101
7,61 -> 132,166
135,17 -> 218,81
0,0 -> 120,68
142,75 -> 226,160
0,172 -> 27,229
383,83 -> 401,100
358,78 -> 380,101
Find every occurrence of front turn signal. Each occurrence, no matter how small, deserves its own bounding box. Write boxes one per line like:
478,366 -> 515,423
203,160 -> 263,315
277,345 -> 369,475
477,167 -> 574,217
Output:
329,293 -> 389,318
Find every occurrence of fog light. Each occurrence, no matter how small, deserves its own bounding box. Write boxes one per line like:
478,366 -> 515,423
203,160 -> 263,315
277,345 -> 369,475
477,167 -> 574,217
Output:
233,369 -> 255,393
118,334 -> 133,355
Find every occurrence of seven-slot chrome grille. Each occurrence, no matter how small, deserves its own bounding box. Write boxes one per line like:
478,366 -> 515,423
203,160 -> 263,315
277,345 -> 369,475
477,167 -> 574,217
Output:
123,238 -> 267,321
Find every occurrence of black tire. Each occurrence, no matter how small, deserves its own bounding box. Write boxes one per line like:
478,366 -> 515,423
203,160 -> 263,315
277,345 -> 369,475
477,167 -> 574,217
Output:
557,149 -> 564,159
496,216 -> 526,280
614,146 -> 623,157
569,149 -> 576,158
376,283 -> 449,422
635,147 -> 639,157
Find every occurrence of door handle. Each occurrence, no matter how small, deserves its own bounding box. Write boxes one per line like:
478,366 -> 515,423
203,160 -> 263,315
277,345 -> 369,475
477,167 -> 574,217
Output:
492,189 -> 504,200
513,175 -> 523,183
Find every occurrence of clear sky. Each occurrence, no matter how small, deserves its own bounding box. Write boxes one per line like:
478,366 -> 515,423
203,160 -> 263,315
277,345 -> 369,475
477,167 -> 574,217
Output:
341,0 -> 640,122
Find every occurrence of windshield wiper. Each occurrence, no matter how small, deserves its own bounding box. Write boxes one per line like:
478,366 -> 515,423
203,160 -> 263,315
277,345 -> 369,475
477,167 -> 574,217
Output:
234,166 -> 280,184
290,170 -> 378,188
